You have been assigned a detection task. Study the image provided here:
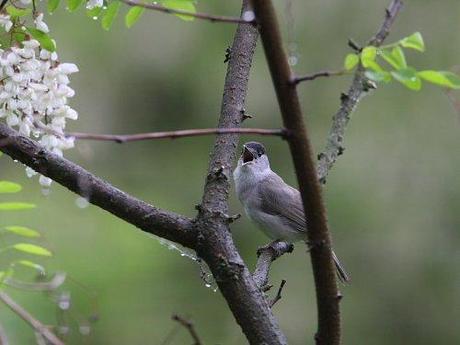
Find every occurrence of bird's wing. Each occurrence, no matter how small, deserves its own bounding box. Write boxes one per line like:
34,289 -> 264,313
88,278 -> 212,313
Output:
256,174 -> 307,233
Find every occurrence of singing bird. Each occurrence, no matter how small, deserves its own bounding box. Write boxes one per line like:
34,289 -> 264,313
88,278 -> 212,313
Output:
233,141 -> 349,282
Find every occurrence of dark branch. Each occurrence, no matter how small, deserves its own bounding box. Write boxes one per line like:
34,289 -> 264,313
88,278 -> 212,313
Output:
317,0 -> 403,184
122,0 -> 254,24
0,291 -> 63,345
253,241 -> 293,289
251,0 -> 342,344
67,128 -> 287,143
269,279 -> 287,308
369,0 -> 404,46
193,1 -> 287,343
293,70 -> 346,84
0,124 -> 196,249
171,315 -> 202,345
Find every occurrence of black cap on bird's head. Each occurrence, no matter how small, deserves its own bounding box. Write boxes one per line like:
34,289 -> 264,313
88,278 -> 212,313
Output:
242,141 -> 266,164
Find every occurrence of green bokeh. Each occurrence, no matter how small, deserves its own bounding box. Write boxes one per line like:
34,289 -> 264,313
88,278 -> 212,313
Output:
1,1 -> 459,344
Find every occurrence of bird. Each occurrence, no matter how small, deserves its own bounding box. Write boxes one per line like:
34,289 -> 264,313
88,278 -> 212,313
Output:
233,141 -> 349,283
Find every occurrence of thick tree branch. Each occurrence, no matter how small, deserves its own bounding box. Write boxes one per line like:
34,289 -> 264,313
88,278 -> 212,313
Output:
317,0 -> 403,183
193,1 -> 287,344
251,0 -> 342,344
0,291 -> 63,345
122,0 -> 254,24
293,70 -> 346,84
67,128 -> 287,143
0,124 -> 196,249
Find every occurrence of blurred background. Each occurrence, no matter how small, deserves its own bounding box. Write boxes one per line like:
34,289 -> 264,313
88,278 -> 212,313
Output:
1,0 -> 459,344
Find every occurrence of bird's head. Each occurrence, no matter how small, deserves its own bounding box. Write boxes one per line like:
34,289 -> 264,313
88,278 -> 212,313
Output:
238,141 -> 270,173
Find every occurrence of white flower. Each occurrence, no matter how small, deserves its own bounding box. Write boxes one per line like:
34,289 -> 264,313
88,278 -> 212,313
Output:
19,0 -> 32,5
19,122 -> 31,136
25,167 -> 38,178
22,40 -> 40,50
65,108 -> 78,120
57,63 -> 79,74
86,0 -> 103,10
34,14 -> 49,33
0,15 -> 13,32
39,175 -> 52,187
6,114 -> 19,127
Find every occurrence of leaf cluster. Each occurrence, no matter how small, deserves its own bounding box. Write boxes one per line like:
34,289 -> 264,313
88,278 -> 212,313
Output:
344,32 -> 460,90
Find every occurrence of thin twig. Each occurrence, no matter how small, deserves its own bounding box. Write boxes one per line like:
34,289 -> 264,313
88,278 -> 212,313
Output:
171,314 -> 203,345
0,321 -> 9,345
0,291 -> 63,345
293,70 -> 346,84
316,0 -> 404,184
67,128 -> 288,143
122,0 -> 254,24
443,88 -> 460,123
269,280 -> 287,308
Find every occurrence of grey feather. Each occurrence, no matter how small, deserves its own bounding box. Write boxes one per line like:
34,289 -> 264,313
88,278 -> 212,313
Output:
257,174 -> 307,233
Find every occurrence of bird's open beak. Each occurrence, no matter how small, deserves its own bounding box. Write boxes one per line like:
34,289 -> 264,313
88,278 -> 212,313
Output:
242,146 -> 255,164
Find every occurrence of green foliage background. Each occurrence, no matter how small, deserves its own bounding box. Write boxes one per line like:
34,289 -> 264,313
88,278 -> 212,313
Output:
1,1 -> 459,344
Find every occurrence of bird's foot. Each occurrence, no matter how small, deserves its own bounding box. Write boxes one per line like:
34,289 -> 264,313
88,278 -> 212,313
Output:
257,240 -> 294,257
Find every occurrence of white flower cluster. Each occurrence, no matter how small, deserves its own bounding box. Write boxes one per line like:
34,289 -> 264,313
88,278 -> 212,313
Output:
0,14 -> 79,187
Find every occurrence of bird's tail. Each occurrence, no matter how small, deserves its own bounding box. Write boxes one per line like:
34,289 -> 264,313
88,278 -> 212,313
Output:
332,250 -> 350,283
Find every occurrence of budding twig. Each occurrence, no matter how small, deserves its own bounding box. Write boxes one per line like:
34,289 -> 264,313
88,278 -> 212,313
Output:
122,0 -> 255,25
316,0 -> 404,184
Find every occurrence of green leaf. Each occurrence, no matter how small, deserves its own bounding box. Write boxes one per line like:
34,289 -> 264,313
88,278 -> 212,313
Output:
48,0 -> 61,13
0,181 -> 22,193
15,260 -> 46,274
391,46 -> 407,69
4,226 -> 40,238
365,60 -> 385,73
87,6 -> 103,18
417,71 -> 460,89
67,0 -> 85,12
391,67 -> 422,90
0,202 -> 36,211
365,70 -> 391,83
360,46 -> 377,68
379,49 -> 399,69
399,32 -> 425,52
101,1 -> 121,30
6,6 -> 32,17
162,0 -> 196,21
12,243 -> 52,256
13,32 -> 27,44
125,6 -> 145,28
344,53 -> 359,71
380,47 -> 407,69
26,28 -> 56,52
